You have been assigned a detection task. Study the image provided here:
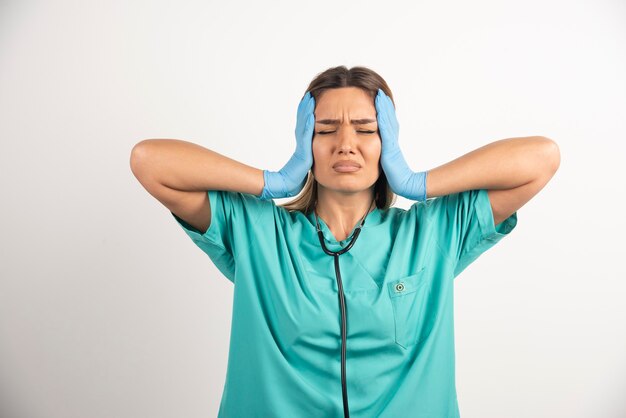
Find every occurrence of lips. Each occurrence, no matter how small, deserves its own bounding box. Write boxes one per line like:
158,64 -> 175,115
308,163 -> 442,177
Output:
332,160 -> 361,169
333,160 -> 362,173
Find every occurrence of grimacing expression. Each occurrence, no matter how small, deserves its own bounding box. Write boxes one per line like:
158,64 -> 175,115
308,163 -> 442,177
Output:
312,87 -> 382,194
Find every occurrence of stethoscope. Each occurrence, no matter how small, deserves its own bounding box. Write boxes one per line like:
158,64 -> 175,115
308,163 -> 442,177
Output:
313,197 -> 376,418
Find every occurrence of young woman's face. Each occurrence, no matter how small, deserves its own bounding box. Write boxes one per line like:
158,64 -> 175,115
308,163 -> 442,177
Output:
312,87 -> 382,195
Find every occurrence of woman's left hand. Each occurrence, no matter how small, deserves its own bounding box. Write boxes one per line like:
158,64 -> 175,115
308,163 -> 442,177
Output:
375,88 -> 428,201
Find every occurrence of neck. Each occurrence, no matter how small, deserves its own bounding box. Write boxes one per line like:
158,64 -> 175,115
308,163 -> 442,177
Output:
314,187 -> 376,241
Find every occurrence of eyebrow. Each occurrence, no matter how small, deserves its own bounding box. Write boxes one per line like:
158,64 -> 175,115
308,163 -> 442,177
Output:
316,118 -> 377,125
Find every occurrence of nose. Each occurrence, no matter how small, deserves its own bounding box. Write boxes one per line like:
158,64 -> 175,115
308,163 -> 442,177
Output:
337,126 -> 357,154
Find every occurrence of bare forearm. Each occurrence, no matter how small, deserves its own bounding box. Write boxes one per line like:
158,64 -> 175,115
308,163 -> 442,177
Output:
130,139 -> 265,195
425,136 -> 560,198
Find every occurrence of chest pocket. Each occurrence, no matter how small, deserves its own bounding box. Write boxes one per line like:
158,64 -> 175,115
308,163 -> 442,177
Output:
387,267 -> 435,349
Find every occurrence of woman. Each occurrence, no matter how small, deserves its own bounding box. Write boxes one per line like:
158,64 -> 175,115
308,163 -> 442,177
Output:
130,66 -> 560,418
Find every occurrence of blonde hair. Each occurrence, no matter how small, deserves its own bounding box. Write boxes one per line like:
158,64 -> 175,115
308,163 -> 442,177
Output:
279,65 -> 398,214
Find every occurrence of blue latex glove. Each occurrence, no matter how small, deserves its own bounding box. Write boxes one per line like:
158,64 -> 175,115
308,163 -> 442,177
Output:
260,92 -> 316,200
375,88 -> 428,201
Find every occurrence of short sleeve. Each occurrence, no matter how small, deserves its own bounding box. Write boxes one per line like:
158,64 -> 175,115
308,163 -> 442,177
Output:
169,190 -> 267,283
424,188 -> 518,279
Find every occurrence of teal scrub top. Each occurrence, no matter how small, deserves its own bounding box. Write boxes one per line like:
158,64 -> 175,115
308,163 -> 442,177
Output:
170,188 -> 517,417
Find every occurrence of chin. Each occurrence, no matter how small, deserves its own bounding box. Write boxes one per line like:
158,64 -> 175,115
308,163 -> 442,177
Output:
319,181 -> 374,193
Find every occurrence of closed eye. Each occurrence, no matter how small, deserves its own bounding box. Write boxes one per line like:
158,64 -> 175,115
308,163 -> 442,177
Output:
317,131 -> 376,135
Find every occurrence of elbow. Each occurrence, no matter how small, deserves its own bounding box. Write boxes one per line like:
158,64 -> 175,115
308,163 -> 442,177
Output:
537,136 -> 561,174
130,140 -> 153,178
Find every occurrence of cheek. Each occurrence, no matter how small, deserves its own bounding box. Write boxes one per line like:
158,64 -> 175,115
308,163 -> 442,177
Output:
311,139 -> 330,157
366,140 -> 382,158
311,141 -> 321,159
311,143 -> 326,169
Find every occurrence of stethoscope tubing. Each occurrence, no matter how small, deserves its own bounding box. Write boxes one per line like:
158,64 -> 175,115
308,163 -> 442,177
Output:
314,199 -> 372,418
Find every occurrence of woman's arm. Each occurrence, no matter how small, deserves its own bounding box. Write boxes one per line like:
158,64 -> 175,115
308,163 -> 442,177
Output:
130,139 -> 265,195
425,136 -> 561,225
130,139 -> 265,233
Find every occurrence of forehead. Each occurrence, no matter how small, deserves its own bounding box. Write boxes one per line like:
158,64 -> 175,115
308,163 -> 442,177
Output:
315,87 -> 374,115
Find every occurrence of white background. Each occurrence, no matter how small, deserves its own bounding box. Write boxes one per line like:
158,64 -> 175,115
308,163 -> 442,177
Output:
1,0 -> 625,417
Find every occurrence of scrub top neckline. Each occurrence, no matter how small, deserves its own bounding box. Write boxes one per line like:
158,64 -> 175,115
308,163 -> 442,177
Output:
307,206 -> 383,245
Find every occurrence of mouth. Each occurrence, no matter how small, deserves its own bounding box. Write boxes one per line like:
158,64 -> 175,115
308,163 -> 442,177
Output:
332,160 -> 362,173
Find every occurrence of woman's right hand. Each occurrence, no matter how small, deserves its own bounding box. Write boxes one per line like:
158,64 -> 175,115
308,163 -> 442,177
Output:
259,91 -> 316,200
